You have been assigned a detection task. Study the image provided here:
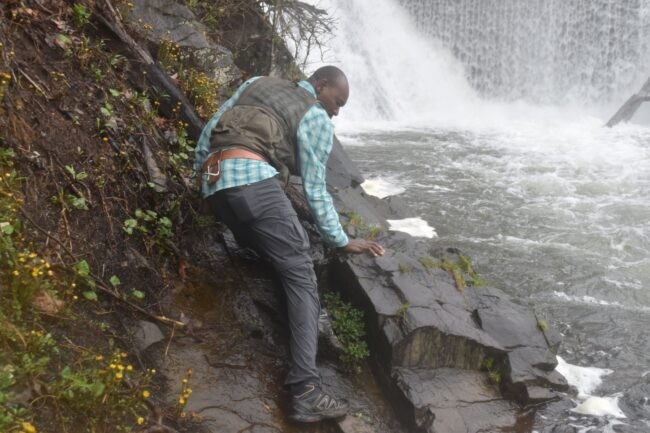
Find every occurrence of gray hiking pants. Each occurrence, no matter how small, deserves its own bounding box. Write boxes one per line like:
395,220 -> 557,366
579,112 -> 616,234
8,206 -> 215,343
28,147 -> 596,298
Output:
207,177 -> 320,388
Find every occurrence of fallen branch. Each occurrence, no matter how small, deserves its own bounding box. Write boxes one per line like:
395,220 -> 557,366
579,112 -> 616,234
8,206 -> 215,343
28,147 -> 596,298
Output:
94,0 -> 204,139
606,76 -> 650,127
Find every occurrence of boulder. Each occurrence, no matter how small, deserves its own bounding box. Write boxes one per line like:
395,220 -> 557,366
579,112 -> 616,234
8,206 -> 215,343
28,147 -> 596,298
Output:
132,320 -> 164,352
324,144 -> 569,432
393,367 -> 519,433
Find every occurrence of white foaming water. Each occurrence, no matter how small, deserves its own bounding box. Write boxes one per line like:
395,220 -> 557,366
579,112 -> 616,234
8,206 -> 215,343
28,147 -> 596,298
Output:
386,218 -> 437,238
306,0 -> 484,128
573,396 -> 626,418
361,177 -> 405,198
401,0 -> 650,105
307,0 -> 650,131
556,357 -> 613,397
298,0 -> 650,427
556,357 -> 626,418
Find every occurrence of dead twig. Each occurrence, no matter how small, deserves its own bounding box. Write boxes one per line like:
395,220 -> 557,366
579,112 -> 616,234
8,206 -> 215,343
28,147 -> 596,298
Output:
16,66 -> 51,99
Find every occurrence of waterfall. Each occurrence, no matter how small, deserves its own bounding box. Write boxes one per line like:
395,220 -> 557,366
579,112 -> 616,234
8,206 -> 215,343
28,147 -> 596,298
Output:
306,0 -> 650,126
306,0 -> 484,127
401,0 -> 650,105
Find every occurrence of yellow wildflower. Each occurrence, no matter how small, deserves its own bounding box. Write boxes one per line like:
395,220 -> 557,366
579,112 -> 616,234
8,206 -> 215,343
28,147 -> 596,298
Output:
142,390 -> 150,398
22,422 -> 37,433
137,417 -> 145,425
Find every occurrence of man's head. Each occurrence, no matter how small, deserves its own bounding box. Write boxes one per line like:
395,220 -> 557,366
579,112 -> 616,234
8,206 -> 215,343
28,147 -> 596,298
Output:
308,66 -> 349,118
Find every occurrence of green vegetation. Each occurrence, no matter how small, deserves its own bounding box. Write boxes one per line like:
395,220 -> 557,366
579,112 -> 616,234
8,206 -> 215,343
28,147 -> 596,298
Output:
342,211 -> 383,241
157,38 -> 219,118
123,208 -> 174,252
419,254 -> 488,290
395,301 -> 409,321
322,292 -> 370,372
0,149 -> 153,432
537,319 -> 549,332
71,3 -> 91,28
397,263 -> 412,274
482,358 -> 501,385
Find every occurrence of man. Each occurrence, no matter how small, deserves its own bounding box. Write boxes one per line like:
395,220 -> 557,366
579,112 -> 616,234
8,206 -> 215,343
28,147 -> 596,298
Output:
193,66 -> 384,423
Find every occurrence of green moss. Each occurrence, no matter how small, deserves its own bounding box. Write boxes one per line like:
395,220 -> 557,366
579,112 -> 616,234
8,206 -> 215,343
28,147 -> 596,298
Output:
363,225 -> 382,241
418,254 -> 489,290
398,263 -> 412,274
343,212 -> 382,240
482,358 -> 501,385
488,370 -> 501,385
537,320 -> 549,332
419,256 -> 439,270
395,302 -> 409,321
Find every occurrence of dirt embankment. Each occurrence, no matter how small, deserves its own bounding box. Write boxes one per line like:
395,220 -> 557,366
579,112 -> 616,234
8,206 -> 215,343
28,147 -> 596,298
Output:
0,1 -> 270,431
1,2 -> 404,433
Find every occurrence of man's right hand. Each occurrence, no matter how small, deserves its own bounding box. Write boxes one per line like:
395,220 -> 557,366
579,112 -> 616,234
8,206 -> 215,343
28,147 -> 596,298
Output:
341,239 -> 385,257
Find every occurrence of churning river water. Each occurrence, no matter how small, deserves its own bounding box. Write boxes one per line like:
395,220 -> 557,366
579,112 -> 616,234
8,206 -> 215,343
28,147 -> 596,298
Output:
303,0 -> 650,429
338,120 -> 650,431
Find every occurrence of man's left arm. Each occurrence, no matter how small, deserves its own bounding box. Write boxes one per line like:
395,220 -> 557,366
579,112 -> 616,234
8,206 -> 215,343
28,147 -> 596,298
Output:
297,111 -> 349,248
297,110 -> 385,258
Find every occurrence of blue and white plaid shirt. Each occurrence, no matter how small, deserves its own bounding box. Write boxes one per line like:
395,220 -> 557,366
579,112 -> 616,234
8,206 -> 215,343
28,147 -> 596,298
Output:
193,77 -> 349,248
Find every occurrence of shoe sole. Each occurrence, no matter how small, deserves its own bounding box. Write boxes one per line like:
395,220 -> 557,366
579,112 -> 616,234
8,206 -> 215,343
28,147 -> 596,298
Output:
288,410 -> 348,423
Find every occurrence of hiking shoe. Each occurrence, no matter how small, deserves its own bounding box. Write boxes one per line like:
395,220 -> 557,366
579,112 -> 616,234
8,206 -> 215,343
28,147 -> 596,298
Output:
289,384 -> 349,423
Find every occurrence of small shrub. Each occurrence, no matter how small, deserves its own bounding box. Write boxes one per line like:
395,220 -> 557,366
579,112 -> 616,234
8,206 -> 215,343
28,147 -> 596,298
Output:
322,292 -> 369,372
123,208 -> 174,252
72,3 -> 91,28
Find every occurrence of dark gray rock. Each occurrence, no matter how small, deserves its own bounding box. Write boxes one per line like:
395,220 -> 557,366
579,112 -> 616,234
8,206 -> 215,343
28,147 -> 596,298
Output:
469,287 -> 550,351
324,143 -> 568,432
132,320 -> 164,352
393,367 -> 519,433
618,375 -> 650,424
127,0 -> 240,93
327,136 -> 364,190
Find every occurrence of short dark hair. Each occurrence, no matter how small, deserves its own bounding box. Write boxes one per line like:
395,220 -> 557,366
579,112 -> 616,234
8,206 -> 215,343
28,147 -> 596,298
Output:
308,65 -> 347,86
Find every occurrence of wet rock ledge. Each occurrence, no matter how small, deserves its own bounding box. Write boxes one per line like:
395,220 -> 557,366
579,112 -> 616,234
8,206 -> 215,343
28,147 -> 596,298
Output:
316,139 -> 570,433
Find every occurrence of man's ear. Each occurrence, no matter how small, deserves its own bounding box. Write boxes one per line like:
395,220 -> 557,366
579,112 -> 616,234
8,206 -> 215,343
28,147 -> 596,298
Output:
315,79 -> 328,94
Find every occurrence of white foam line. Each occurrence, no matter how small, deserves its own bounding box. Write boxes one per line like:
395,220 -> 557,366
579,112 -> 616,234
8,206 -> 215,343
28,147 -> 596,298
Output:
386,218 -> 437,238
556,357 -> 626,419
361,177 -> 406,198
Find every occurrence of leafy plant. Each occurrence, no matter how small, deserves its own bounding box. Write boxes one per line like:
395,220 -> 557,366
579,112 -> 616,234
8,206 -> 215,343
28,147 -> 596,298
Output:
322,292 -> 369,372
123,208 -> 174,251
71,3 -> 91,28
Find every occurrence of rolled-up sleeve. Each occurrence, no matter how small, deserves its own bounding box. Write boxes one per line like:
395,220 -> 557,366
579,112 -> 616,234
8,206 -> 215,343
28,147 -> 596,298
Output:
297,109 -> 349,248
